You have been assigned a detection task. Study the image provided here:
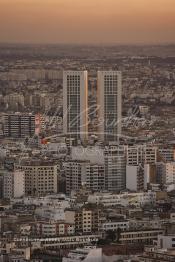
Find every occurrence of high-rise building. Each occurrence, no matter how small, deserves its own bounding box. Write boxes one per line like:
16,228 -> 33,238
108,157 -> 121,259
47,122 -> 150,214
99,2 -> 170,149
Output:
97,71 -> 122,142
104,146 -> 126,192
144,164 -> 157,190
126,145 -> 157,191
164,162 -> 175,184
63,71 -> 88,142
4,113 -> 35,138
64,160 -> 105,194
126,165 -> 144,191
0,170 -> 3,199
3,170 -> 25,199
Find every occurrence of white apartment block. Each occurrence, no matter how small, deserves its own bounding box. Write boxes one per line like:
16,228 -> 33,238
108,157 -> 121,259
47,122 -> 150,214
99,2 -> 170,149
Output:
35,206 -> 65,221
63,71 -> 88,142
13,194 -> 71,209
64,161 -> 87,194
64,161 -> 105,194
164,162 -> 175,184
104,146 -> 126,192
88,191 -> 156,207
157,235 -> 175,249
13,170 -> 25,198
126,165 -> 144,191
126,145 -> 157,165
102,220 -> 129,232
3,170 -> 25,199
35,222 -> 75,237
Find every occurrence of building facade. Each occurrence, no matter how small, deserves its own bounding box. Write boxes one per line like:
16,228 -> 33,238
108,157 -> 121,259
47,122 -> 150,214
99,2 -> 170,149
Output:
64,161 -> 105,194
97,71 -> 122,142
4,113 -> 35,138
15,160 -> 58,196
3,170 -> 25,199
63,71 -> 88,142
104,146 -> 126,192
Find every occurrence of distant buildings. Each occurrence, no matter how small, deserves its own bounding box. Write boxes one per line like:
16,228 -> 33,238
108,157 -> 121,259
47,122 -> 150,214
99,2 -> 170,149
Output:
88,191 -> 156,207
66,145 -> 126,193
1,47 -> 175,261
4,113 -> 35,138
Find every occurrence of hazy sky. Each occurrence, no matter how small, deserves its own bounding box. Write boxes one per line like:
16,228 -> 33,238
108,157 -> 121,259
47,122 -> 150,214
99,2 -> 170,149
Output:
0,0 -> 175,44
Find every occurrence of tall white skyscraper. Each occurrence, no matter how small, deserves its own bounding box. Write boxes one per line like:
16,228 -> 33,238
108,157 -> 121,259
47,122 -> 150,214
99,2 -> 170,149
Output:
63,71 -> 88,142
97,71 -> 122,142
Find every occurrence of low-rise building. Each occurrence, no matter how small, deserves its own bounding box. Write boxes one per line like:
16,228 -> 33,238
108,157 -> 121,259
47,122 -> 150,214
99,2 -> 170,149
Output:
119,229 -> 164,244
102,220 -> 129,232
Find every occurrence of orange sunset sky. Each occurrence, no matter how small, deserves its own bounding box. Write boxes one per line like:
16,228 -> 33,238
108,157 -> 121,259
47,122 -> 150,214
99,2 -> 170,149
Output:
0,0 -> 174,44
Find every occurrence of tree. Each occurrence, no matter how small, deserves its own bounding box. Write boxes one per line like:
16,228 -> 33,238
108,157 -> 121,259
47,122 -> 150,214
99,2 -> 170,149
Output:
106,230 -> 116,242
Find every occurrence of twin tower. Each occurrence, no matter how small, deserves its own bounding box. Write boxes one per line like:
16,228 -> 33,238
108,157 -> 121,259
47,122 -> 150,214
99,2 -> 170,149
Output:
63,71 -> 122,143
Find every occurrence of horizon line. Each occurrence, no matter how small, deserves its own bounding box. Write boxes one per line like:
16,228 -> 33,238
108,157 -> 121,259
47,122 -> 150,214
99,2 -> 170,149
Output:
0,41 -> 175,47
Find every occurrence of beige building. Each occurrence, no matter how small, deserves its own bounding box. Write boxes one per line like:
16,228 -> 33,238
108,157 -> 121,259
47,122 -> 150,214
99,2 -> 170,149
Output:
15,160 -> 58,196
75,205 -> 101,234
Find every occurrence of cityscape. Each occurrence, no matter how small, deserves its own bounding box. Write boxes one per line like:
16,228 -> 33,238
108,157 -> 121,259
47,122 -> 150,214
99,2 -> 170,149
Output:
0,1 -> 175,262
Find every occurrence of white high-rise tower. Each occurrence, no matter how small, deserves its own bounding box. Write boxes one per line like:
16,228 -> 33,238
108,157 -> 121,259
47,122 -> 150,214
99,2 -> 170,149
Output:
97,71 -> 122,142
63,71 -> 88,142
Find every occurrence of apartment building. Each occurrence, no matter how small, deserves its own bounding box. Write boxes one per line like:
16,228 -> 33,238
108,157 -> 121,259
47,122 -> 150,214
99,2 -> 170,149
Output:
64,161 -> 105,194
4,113 -> 35,138
119,229 -> 164,244
15,160 -> 58,196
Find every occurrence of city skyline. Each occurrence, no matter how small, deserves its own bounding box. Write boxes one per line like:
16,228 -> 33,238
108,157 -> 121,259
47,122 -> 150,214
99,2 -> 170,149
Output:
0,0 -> 175,44
0,1 -> 175,259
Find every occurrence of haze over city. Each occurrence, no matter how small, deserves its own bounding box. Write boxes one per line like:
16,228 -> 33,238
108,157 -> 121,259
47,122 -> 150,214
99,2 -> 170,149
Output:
0,0 -> 175,44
